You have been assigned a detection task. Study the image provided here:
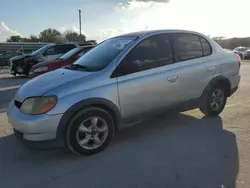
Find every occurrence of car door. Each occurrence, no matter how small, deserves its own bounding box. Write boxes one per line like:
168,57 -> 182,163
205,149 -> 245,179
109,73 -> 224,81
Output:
114,34 -> 180,120
170,33 -> 215,102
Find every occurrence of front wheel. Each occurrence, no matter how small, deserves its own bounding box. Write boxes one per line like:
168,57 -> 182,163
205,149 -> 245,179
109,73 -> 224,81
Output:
200,86 -> 227,116
66,107 -> 115,155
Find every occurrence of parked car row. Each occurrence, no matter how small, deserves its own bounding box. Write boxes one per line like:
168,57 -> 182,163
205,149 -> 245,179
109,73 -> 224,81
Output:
30,45 -> 94,77
233,46 -> 250,59
7,30 -> 241,155
9,42 -> 95,76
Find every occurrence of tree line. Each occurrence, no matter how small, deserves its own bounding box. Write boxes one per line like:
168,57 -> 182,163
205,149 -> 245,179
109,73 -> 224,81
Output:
6,28 -> 97,44
209,36 -> 250,49
213,37 -> 250,49
6,29 -> 248,49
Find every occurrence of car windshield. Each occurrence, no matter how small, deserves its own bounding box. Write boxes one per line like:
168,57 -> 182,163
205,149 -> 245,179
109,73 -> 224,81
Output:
234,47 -> 248,52
59,47 -> 80,60
31,45 -> 51,56
73,37 -> 137,70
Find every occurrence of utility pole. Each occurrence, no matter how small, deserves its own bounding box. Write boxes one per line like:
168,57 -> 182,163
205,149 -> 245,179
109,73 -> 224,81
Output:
79,9 -> 82,36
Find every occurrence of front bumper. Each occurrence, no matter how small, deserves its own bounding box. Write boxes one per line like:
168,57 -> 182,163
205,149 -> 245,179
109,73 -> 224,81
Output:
7,100 -> 63,142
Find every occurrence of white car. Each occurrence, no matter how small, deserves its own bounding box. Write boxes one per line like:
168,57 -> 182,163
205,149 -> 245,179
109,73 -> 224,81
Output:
8,30 -> 241,155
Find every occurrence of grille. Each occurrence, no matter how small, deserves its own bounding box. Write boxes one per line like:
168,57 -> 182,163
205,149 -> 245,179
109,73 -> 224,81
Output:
14,100 -> 22,109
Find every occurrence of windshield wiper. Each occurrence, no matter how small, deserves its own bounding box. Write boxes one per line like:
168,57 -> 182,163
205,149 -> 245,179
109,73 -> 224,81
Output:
66,64 -> 96,71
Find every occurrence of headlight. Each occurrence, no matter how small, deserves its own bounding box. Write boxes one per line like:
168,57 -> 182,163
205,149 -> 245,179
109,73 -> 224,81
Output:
20,96 -> 57,115
33,66 -> 48,73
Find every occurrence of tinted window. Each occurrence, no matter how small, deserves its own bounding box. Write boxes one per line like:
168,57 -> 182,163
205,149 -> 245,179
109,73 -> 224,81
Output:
43,46 -> 57,55
59,48 -> 80,60
32,45 -> 52,56
200,37 -> 212,56
77,47 -> 93,58
60,44 -> 76,53
74,37 -> 136,69
174,34 -> 202,61
119,34 -> 173,75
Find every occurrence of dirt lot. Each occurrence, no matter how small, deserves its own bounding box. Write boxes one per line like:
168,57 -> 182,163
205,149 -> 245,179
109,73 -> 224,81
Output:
0,63 -> 250,188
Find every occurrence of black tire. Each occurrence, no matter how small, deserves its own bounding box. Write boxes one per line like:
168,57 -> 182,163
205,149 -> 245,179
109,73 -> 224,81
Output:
199,85 -> 227,116
66,107 -> 115,155
239,54 -> 243,60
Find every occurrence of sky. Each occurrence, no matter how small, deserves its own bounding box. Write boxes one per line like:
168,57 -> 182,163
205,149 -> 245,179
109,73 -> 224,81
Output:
1,0 -> 250,42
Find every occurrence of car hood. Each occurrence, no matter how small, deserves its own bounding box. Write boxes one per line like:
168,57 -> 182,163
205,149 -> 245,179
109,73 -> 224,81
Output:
31,59 -> 63,69
10,54 -> 32,62
15,68 -> 93,102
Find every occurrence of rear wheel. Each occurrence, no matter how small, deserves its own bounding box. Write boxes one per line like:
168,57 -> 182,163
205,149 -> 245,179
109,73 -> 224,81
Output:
66,107 -> 115,155
200,86 -> 227,116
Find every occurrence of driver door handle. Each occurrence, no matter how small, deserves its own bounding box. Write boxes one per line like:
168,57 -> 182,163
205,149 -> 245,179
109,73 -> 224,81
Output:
167,75 -> 178,83
206,67 -> 215,72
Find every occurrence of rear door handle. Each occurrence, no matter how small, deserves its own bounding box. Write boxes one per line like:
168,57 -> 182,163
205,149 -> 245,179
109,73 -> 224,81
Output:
167,75 -> 178,83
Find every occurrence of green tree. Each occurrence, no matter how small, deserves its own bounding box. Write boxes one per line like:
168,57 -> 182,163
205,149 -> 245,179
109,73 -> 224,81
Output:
39,28 -> 63,42
64,31 -> 79,41
29,35 -> 40,42
6,35 -> 22,42
78,34 -> 86,42
22,35 -> 40,42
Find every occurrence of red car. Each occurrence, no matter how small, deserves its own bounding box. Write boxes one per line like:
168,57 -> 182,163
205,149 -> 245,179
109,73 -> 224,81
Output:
29,45 -> 94,77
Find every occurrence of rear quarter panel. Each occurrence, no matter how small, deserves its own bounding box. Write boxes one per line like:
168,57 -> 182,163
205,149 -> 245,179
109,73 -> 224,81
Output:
218,51 -> 240,89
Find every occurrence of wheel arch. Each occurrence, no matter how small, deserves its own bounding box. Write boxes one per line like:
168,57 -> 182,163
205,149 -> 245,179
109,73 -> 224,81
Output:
201,76 -> 231,99
56,98 -> 122,141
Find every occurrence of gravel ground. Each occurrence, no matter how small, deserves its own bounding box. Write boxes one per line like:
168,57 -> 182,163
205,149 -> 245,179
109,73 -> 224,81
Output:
0,63 -> 250,188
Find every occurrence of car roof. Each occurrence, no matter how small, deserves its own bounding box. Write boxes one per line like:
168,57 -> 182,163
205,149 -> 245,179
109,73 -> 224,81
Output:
79,45 -> 95,49
114,29 -> 206,38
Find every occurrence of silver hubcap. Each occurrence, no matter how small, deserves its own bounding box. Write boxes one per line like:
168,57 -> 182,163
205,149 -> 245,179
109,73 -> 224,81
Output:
210,89 -> 224,111
76,117 -> 109,150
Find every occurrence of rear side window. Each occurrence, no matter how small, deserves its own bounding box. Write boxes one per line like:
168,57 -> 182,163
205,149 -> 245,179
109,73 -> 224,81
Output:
174,34 -> 203,61
200,37 -> 212,56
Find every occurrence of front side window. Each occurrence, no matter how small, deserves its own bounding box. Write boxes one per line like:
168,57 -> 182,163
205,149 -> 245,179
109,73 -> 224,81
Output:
43,46 -> 56,55
174,34 -> 203,61
73,37 -> 136,70
32,45 -> 52,56
118,34 -> 173,75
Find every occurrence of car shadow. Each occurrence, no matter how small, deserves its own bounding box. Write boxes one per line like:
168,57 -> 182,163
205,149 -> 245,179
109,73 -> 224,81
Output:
0,113 -> 239,188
